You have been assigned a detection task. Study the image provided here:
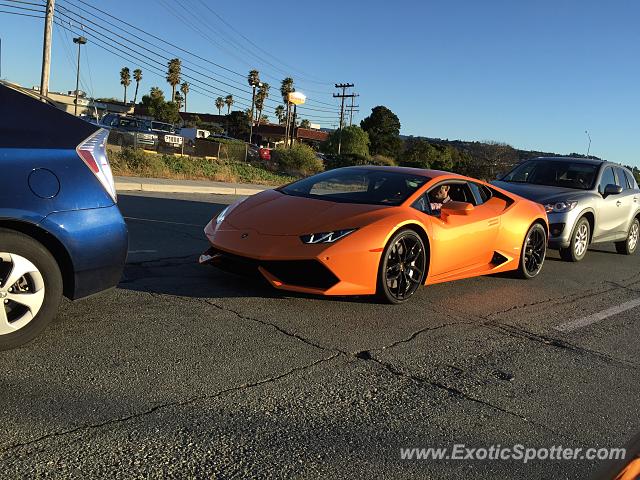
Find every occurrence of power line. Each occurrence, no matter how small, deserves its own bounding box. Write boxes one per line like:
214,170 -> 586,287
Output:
54,2 -> 341,115
0,8 -> 43,18
53,16 -> 335,123
56,0 -> 341,113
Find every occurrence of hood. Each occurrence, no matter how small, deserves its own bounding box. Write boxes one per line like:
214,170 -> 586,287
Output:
492,181 -> 590,204
226,189 -> 388,235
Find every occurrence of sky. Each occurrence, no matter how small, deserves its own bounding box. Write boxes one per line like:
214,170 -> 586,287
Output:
1,0 -> 639,166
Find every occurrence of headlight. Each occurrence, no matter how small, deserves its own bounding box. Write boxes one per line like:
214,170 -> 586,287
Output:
544,201 -> 578,213
216,206 -> 230,225
300,229 -> 357,244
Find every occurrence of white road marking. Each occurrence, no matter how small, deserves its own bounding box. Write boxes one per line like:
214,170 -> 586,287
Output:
124,216 -> 203,228
556,297 -> 640,332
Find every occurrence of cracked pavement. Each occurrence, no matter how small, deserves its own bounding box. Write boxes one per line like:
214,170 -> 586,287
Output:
1,191 -> 639,479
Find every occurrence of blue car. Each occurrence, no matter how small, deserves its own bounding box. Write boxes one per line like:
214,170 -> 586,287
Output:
0,83 -> 128,350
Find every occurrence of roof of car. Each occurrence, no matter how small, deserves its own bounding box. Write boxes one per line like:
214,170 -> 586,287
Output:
530,156 -> 606,166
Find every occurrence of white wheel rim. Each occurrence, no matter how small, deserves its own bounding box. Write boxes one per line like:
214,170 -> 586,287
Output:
629,222 -> 639,251
574,224 -> 589,257
0,253 -> 45,335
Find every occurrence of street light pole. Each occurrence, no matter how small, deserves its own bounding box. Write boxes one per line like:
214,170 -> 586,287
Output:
73,36 -> 87,116
585,130 -> 592,157
249,81 -> 261,144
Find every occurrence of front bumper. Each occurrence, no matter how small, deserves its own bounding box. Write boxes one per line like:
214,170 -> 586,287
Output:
202,221 -> 386,296
546,209 -> 584,249
39,204 -> 129,299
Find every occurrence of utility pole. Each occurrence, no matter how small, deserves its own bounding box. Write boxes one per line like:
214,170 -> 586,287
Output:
73,36 -> 87,116
39,0 -> 55,100
333,83 -> 355,154
348,93 -> 360,126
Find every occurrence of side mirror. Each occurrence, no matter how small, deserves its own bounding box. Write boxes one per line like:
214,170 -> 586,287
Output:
441,201 -> 475,219
603,184 -> 623,197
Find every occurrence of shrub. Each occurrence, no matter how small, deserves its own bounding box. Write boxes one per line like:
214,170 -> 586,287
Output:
369,154 -> 397,166
272,144 -> 323,176
324,153 -> 396,170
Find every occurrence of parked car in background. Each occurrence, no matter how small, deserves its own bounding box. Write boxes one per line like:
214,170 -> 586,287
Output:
494,157 -> 640,261
0,83 -> 128,350
101,113 -> 158,150
148,120 -> 184,153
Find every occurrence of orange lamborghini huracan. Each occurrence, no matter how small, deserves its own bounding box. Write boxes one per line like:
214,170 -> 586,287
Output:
200,166 -> 549,303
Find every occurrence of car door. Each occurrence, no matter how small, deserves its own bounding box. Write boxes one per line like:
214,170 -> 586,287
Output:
614,168 -> 639,239
594,166 -> 625,242
420,181 -> 501,276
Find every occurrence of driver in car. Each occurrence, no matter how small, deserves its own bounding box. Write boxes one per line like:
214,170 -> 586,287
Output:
429,184 -> 451,213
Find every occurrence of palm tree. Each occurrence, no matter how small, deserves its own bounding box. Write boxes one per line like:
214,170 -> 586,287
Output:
166,58 -> 181,102
274,105 -> 285,125
215,96 -> 224,115
280,77 -> 294,105
280,77 -> 295,141
299,119 -> 311,129
179,82 -> 190,112
132,68 -> 142,104
247,69 -> 260,121
255,82 -> 270,125
120,67 -> 131,104
224,94 -> 234,114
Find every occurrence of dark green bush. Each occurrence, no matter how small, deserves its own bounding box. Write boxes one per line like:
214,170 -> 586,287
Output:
272,144 -> 323,176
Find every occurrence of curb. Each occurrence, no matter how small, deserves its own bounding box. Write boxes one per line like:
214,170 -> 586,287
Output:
115,180 -> 266,196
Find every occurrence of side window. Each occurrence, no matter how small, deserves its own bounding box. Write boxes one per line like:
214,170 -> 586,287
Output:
468,182 -> 492,205
614,168 -> 628,189
599,167 -> 616,194
625,170 -> 638,190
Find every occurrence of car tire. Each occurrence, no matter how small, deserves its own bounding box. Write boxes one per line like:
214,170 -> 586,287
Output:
377,229 -> 427,304
559,217 -> 590,262
517,223 -> 547,279
0,229 -> 63,351
615,218 -> 639,255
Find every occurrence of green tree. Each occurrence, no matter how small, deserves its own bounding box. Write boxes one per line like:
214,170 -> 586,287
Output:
141,87 -> 180,124
224,94 -> 234,114
274,105 -> 285,124
119,67 -> 131,104
255,82 -> 270,124
174,91 -> 184,111
166,58 -> 181,102
179,82 -> 189,112
132,68 -> 142,104
360,106 -> 403,158
399,139 -> 455,171
215,96 -> 224,115
225,110 -> 250,139
299,119 -> 311,129
323,125 -> 370,157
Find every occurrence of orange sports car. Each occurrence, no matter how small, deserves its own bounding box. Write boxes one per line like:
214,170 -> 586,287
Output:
200,166 -> 549,303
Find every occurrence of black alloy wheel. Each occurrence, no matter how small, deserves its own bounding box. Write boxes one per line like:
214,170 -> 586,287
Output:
378,229 -> 427,304
519,223 -> 547,279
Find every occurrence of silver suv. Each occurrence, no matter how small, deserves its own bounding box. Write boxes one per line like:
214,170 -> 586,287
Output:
494,157 -> 640,261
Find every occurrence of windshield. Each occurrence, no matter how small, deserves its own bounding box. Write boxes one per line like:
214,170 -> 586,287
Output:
502,160 -> 598,190
279,168 -> 429,206
150,122 -> 174,133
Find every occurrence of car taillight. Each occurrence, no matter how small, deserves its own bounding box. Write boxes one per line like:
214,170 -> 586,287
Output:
77,128 -> 117,202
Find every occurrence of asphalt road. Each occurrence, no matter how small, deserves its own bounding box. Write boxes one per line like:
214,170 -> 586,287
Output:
1,191 -> 639,479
